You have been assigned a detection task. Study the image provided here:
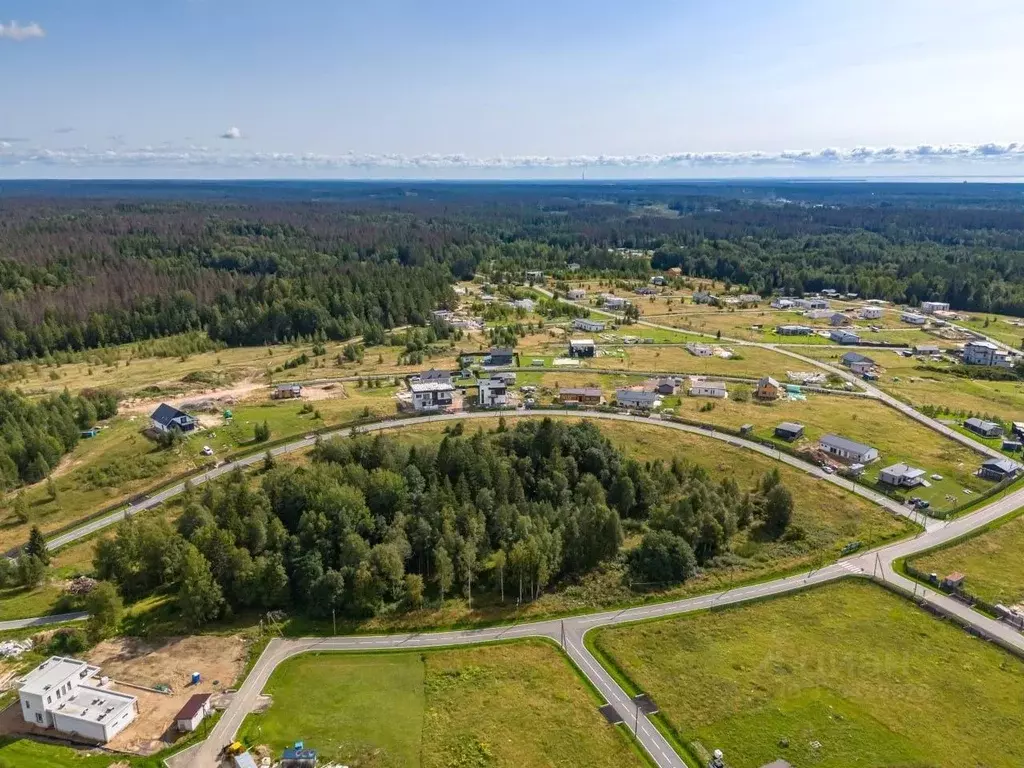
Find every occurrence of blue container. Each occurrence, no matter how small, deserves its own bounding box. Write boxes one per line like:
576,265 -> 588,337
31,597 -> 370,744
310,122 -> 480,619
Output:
191,672 -> 201,685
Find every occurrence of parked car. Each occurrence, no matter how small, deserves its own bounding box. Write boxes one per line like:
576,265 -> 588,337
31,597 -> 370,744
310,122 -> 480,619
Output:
201,446 -> 214,456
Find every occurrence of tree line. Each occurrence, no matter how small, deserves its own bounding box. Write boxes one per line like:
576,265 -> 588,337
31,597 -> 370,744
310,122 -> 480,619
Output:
92,418 -> 793,627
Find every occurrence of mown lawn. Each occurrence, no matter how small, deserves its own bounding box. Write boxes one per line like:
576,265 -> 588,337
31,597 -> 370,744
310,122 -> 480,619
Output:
912,511 -> 1024,606
238,641 -> 645,768
594,580 -> 1024,768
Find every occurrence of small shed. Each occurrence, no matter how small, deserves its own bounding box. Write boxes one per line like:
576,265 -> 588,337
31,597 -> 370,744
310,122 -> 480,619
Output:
174,692 -> 212,732
942,572 -> 966,590
233,753 -> 258,768
740,424 -> 754,435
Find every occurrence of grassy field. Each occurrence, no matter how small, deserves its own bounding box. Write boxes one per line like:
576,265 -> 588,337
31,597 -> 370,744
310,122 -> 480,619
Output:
911,511 -> 1024,606
812,346 -> 1024,422
238,641 -> 646,768
593,580 -> 1024,768
585,344 -> 796,378
659,390 -> 993,512
956,312 -> 1024,349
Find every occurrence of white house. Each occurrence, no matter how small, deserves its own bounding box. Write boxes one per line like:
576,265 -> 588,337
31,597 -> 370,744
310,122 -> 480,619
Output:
819,434 -> 879,464
859,306 -> 883,320
568,339 -> 597,358
615,389 -> 661,409
574,317 -> 605,333
567,288 -> 587,300
525,270 -> 544,282
18,657 -> 138,744
685,342 -> 714,357
174,693 -> 212,733
963,340 -> 1012,367
602,295 -> 629,310
512,298 -> 536,312
478,378 -> 508,408
879,463 -> 926,487
410,381 -> 455,412
650,275 -> 666,286
920,301 -> 950,313
901,312 -> 927,325
794,298 -> 830,310
771,298 -> 795,309
688,380 -> 729,398
841,351 -> 875,374
805,309 -> 834,321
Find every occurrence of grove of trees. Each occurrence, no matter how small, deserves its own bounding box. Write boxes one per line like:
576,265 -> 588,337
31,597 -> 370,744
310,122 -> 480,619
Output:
93,418 -> 794,627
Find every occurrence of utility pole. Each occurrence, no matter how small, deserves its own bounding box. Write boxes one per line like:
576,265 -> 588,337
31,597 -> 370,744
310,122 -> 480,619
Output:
560,620 -> 565,648
332,609 -> 337,636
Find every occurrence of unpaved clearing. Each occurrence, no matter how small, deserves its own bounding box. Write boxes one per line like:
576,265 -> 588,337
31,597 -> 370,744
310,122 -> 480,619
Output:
86,634 -> 249,755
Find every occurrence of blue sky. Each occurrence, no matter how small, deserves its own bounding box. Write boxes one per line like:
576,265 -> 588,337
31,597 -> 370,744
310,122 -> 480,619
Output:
2,0 -> 1024,178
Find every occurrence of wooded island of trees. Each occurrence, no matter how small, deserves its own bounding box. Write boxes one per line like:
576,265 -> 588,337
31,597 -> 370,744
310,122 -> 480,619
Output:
92,418 -> 794,626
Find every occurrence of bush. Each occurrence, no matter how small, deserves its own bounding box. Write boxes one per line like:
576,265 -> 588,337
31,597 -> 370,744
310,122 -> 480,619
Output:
48,627 -> 87,655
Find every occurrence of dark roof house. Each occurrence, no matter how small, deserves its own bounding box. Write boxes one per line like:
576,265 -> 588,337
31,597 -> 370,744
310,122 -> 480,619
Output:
150,403 -> 197,433
774,422 -> 804,440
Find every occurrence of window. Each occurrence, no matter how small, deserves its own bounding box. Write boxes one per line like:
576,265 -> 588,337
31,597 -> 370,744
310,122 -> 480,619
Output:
23,700 -> 30,709
46,696 -> 51,704
35,713 -> 43,724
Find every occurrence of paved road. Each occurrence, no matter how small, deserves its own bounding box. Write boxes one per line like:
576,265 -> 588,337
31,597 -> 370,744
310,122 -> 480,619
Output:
195,473 -> 1024,768
0,611 -> 87,632
45,409 -> 936,556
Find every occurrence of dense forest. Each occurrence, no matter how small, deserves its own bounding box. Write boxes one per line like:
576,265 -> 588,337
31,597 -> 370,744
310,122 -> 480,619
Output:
92,418 -> 793,626
0,388 -> 118,492
4,180 -> 1024,362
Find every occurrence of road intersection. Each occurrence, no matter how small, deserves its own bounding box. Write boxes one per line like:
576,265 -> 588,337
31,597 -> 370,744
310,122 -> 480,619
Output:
19,303 -> 1021,766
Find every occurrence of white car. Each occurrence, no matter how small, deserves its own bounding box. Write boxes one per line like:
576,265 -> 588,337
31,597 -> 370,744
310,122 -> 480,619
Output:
201,446 -> 214,456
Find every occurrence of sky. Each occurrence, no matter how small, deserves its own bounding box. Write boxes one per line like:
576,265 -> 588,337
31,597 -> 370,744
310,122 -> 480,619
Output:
2,0 -> 1024,179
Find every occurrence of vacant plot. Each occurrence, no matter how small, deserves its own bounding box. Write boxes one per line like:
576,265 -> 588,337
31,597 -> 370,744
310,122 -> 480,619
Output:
806,347 -> 1024,421
239,641 -> 644,768
87,634 -> 248,755
666,390 -> 992,512
594,580 -> 1024,768
912,512 -> 1024,607
587,344 -> 795,378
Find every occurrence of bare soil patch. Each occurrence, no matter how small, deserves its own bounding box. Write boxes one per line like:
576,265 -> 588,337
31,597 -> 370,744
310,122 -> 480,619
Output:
84,634 -> 248,755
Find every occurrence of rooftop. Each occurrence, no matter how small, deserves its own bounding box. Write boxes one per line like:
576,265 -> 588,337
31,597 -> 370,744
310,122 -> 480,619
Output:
561,387 -> 602,397
966,340 -> 1000,350
54,684 -> 136,727
820,433 -> 875,455
410,381 -> 455,393
881,463 -> 926,478
569,338 -> 596,346
19,656 -> 98,697
174,692 -> 212,722
777,422 -> 804,432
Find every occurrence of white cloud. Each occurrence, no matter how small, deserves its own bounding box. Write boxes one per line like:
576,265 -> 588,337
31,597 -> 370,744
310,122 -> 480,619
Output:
220,127 -> 243,140
1,141 -> 1024,174
0,21 -> 45,41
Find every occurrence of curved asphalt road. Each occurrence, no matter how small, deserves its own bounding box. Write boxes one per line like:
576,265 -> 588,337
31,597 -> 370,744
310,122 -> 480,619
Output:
182,410 -> 1022,768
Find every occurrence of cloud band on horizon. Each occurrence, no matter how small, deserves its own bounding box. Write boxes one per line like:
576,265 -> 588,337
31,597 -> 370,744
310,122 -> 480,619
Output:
1,142 -> 1023,173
